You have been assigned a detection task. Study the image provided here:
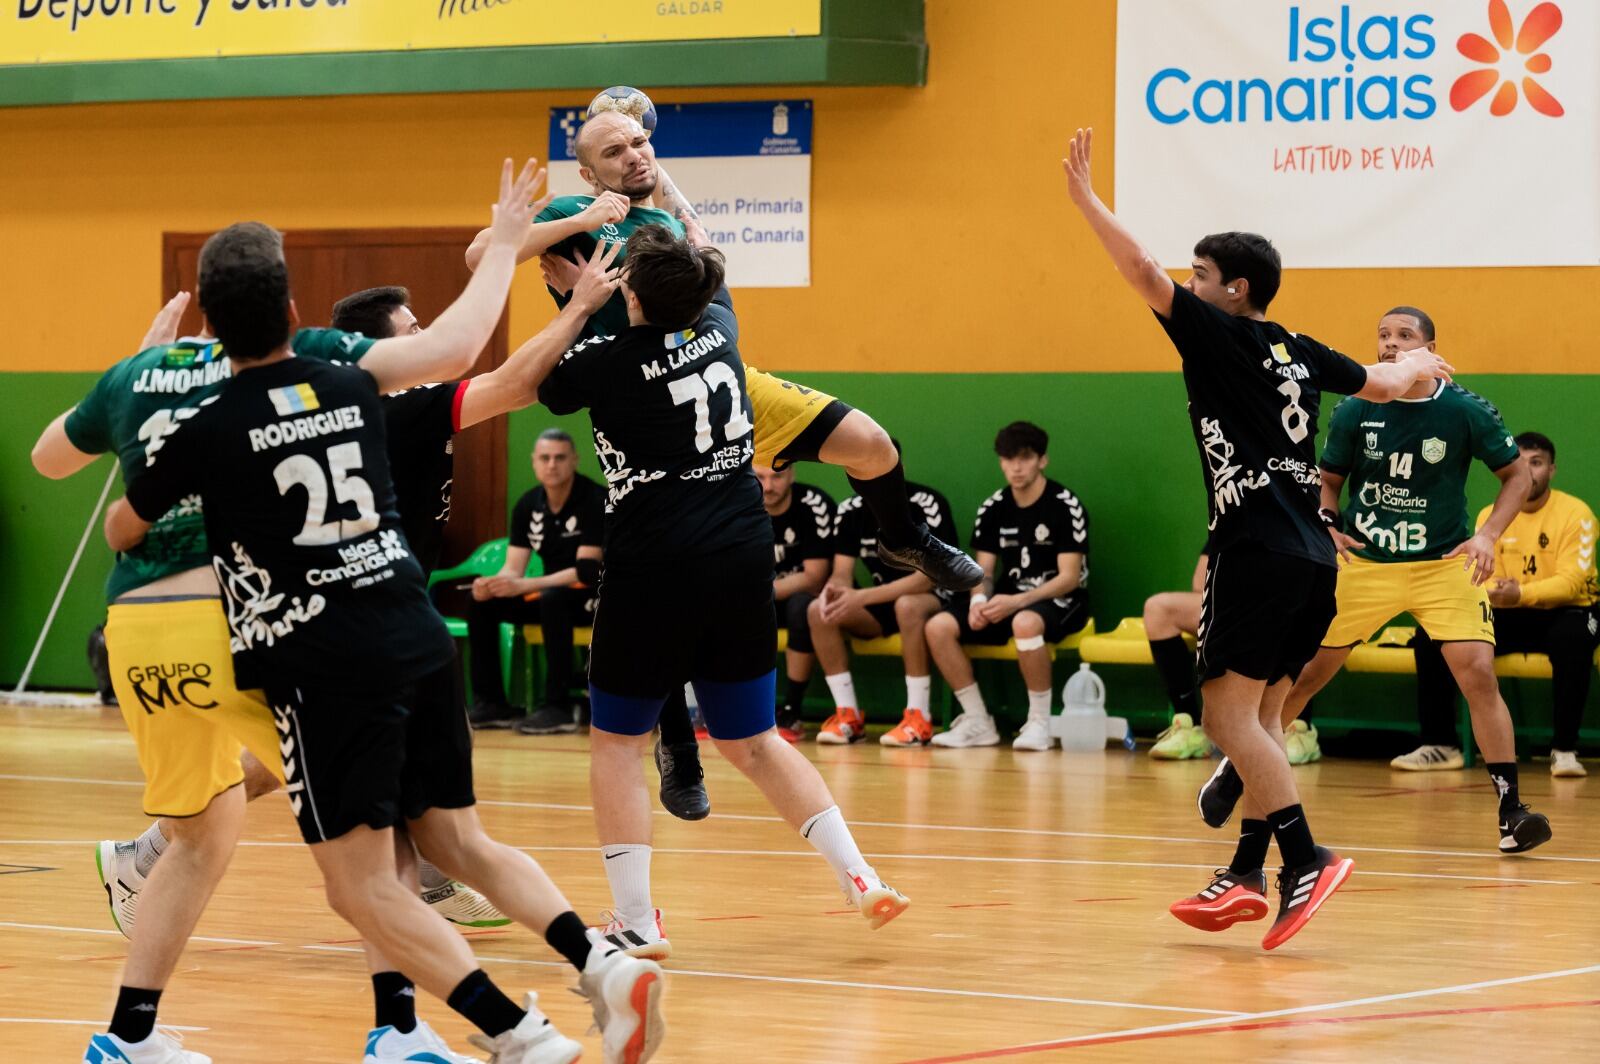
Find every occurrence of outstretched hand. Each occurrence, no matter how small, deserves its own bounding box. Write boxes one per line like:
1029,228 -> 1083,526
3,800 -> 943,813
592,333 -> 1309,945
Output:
139,291 -> 191,352
1400,346 -> 1455,385
1328,526 -> 1366,565
1444,530 -> 1497,586
488,158 -> 552,249
570,242 -> 625,313
1062,127 -> 1099,208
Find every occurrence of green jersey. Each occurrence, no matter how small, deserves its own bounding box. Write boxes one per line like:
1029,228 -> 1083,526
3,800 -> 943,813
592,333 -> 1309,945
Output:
536,195 -> 686,338
1320,381 -> 1519,562
64,328 -> 375,602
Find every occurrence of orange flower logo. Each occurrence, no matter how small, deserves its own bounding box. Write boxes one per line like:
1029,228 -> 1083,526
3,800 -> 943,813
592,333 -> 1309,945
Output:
1451,0 -> 1564,116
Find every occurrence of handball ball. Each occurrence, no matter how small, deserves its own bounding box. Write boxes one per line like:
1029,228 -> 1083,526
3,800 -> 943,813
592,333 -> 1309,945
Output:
587,86 -> 658,133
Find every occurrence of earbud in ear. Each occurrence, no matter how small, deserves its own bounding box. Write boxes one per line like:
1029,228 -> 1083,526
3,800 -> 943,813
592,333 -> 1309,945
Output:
1227,287 -> 1237,294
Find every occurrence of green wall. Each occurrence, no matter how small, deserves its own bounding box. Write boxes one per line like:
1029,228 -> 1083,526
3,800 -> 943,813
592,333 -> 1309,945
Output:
9,370 -> 1599,733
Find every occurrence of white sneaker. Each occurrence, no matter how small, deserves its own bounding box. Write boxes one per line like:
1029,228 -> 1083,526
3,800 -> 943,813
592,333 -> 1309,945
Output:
425,880 -> 511,927
84,1029 -> 209,1063
95,839 -> 143,939
467,993 -> 582,1064
576,947 -> 666,1064
599,908 -> 672,960
366,1020 -> 483,1062
1012,718 -> 1053,751
1551,750 -> 1588,778
930,712 -> 1000,748
1390,744 -> 1465,771
843,864 -> 910,930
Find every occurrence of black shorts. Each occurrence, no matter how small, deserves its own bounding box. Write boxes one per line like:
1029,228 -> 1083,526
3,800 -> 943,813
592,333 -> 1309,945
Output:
269,683 -> 409,845
864,600 -> 900,637
945,592 -> 1089,646
400,652 -> 476,821
772,399 -> 853,471
1198,543 -> 1337,684
589,543 -> 778,738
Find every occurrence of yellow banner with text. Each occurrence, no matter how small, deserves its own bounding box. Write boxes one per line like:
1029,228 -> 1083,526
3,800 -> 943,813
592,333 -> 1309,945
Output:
2,0 -> 820,66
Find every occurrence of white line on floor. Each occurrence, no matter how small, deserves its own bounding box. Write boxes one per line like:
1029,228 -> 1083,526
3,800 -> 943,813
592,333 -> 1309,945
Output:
941,962 -> 1600,1057
0,1018 -> 207,1030
0,921 -> 276,946
301,943 -> 1243,1017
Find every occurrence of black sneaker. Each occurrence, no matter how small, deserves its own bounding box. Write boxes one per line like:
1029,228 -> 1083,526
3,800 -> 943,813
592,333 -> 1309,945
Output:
468,701 -> 523,730
1498,803 -> 1552,854
515,702 -> 578,735
1198,756 -> 1244,829
655,740 -> 710,821
877,526 -> 983,591
1261,845 -> 1354,950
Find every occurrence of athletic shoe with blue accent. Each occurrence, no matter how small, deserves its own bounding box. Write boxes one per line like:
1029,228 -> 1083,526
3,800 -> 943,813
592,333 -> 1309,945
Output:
84,1030 -> 209,1063
466,992 -> 582,1064
365,1020 -> 483,1063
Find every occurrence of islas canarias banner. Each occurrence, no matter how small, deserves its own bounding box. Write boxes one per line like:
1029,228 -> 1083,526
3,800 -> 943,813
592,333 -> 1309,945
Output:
1,0 -> 820,66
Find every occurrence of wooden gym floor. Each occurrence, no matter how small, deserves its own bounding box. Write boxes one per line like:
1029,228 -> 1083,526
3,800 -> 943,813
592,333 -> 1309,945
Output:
1,700 -> 1596,1062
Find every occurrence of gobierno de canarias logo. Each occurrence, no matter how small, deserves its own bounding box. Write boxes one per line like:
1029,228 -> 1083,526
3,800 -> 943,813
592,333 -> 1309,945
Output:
1143,1 -> 1565,125
1450,0 -> 1563,116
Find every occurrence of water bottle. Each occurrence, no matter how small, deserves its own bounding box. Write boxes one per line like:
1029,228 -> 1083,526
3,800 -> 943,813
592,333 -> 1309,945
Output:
1059,663 -> 1108,752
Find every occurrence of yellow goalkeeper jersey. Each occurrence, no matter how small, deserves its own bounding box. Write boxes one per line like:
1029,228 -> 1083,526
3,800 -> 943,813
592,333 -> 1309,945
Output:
1476,489 -> 1598,608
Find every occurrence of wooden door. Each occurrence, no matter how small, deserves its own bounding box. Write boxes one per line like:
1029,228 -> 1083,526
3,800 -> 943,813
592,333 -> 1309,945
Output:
161,228 -> 508,569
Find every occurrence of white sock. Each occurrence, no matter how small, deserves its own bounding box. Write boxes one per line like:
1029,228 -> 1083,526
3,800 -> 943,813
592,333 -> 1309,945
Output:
600,844 -> 655,928
800,805 -> 867,891
953,683 -> 988,719
1027,688 -> 1051,723
905,675 -> 932,720
133,822 -> 167,878
824,672 -> 857,710
417,858 -> 450,891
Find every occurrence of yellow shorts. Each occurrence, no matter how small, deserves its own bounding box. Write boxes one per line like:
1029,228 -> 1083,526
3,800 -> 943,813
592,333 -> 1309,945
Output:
1322,555 -> 1496,647
745,365 -> 841,469
106,598 -> 284,817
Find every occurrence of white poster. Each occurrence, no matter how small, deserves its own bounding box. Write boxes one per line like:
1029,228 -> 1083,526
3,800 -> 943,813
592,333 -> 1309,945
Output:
1115,1 -> 1600,268
549,100 -> 812,287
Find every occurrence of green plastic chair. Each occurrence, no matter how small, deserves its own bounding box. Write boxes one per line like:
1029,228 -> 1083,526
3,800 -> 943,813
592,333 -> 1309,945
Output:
428,537 -> 544,697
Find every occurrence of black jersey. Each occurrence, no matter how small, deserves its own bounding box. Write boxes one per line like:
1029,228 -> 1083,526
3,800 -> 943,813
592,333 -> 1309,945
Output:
123,357 -> 452,696
834,482 -> 960,586
537,289 -> 770,574
508,474 -> 607,573
771,483 -> 834,579
381,380 -> 463,575
1156,284 -> 1368,566
971,479 -> 1090,601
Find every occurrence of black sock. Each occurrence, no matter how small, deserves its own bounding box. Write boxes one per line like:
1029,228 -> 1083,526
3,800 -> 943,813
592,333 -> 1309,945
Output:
784,673 -> 812,717
1229,819 -> 1272,876
1148,636 -> 1201,722
847,461 -> 919,550
447,969 -> 527,1038
545,910 -> 599,973
1266,804 -> 1316,869
108,985 -> 162,1045
1486,762 -> 1520,815
372,972 -> 417,1034
657,691 -> 696,746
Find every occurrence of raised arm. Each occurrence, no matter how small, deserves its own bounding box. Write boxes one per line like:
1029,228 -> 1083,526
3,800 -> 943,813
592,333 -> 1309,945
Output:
464,190 -> 629,272
362,160 -> 544,393
456,242 -> 623,430
1062,127 -> 1175,317
1355,346 -> 1455,402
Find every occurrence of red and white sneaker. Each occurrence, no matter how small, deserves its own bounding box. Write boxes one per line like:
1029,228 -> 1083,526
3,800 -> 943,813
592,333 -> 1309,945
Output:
1261,846 -> 1355,950
844,865 -> 909,930
599,909 -> 672,960
817,707 -> 867,745
1169,868 -> 1269,932
879,709 -> 933,747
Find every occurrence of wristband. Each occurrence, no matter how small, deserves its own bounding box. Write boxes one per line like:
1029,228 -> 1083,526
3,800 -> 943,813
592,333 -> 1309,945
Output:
1318,507 -> 1342,531
970,593 -> 989,605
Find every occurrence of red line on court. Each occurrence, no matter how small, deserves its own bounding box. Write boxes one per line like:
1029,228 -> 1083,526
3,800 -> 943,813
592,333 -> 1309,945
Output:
1071,897 -> 1136,904
197,944 -> 269,954
697,915 -> 764,922
1339,888 -> 1399,893
894,997 -> 1600,1062
458,929 -> 512,938
1464,884 -> 1529,890
948,903 -> 1014,909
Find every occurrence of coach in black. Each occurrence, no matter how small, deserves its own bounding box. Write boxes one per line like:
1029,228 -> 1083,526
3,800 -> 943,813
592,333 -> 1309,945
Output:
467,429 -> 606,733
1064,127 -> 1453,950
